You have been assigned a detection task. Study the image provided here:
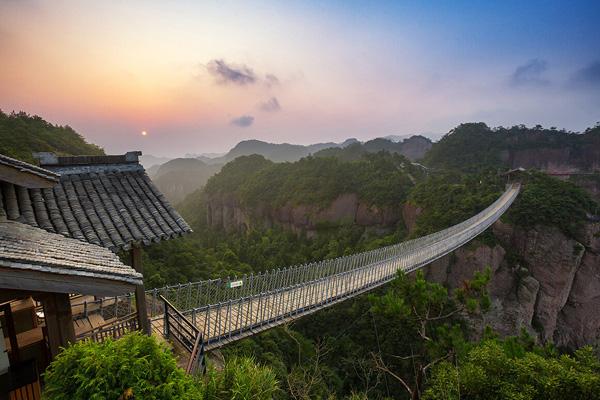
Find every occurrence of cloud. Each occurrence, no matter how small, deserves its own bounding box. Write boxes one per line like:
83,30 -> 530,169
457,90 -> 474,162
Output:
510,59 -> 549,87
207,59 -> 257,85
570,61 -> 600,88
264,74 -> 280,88
205,59 -> 280,88
260,97 -> 281,112
231,115 -> 254,127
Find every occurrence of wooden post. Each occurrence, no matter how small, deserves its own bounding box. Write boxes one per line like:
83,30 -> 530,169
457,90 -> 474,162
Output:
43,293 -> 75,358
1,303 -> 20,364
131,246 -> 151,335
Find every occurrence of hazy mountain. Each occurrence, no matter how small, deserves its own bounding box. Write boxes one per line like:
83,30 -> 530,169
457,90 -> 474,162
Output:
139,154 -> 172,169
146,164 -> 162,178
151,158 -> 222,204
380,134 -> 411,142
204,138 -> 359,164
315,135 -> 433,161
185,152 -> 226,160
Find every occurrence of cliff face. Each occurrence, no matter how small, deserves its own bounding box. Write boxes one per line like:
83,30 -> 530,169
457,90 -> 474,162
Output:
503,147 -> 600,174
207,193 -> 402,236
423,219 -> 600,349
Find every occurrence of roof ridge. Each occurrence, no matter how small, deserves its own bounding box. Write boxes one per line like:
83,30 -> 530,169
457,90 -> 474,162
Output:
34,151 -> 142,167
0,153 -> 60,183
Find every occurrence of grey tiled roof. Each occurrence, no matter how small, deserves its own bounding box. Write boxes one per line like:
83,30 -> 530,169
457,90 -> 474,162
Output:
0,153 -> 192,252
0,153 -> 60,182
0,219 -> 142,284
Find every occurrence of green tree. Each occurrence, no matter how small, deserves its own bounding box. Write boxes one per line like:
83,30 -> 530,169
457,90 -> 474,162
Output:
423,340 -> 600,400
369,269 -> 491,400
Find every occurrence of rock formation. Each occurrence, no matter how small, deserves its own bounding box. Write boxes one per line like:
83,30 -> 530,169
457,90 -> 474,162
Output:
423,219 -> 600,349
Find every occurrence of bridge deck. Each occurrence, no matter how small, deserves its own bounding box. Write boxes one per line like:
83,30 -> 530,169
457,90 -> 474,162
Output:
150,183 -> 520,349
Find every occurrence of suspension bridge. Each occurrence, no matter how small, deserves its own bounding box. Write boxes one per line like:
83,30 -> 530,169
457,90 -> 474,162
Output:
140,183 -> 519,354
75,184 -> 519,373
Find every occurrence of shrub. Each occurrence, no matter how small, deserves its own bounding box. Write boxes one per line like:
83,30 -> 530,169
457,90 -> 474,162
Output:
203,356 -> 279,399
43,332 -> 202,400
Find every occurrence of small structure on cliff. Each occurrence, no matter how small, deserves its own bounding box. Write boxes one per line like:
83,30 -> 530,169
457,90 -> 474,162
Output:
0,153 -> 143,397
0,151 -> 191,397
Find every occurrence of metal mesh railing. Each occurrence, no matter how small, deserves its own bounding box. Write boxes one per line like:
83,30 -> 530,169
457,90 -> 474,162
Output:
147,183 -> 519,348
75,184 -> 519,349
148,184 -> 517,313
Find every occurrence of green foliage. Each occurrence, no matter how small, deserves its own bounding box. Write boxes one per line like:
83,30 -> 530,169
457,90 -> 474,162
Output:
204,154 -> 272,196
408,171 -> 503,236
314,142 -> 367,161
371,269 -> 490,352
0,110 -> 104,163
423,340 -> 600,400
143,221 -> 405,288
43,332 -> 202,400
203,357 -> 279,400
204,152 -> 421,210
505,171 -> 598,238
423,122 -> 599,173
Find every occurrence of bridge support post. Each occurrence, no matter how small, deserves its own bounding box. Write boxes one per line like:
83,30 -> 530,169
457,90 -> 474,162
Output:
131,246 -> 151,335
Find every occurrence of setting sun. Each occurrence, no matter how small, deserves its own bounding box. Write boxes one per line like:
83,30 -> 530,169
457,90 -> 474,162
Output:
141,130 -> 147,136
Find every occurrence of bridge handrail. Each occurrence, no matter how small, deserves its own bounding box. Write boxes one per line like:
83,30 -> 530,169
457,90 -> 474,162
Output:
147,184 -> 518,314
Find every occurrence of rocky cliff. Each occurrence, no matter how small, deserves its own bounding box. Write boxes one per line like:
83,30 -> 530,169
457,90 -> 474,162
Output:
207,193 -> 402,237
422,218 -> 600,349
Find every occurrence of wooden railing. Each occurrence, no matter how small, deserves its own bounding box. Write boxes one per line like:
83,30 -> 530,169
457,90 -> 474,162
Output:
186,330 -> 206,376
75,312 -> 139,343
5,359 -> 42,400
160,295 -> 206,375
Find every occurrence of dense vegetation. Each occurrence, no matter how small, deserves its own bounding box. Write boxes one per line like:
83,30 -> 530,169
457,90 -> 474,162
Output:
43,333 -> 279,400
0,110 -> 104,163
144,137 -> 599,398
205,152 -> 424,209
143,222 -> 404,289
505,172 -> 599,238
407,171 -> 504,236
423,122 -> 600,172
10,112 -> 598,399
408,169 -> 598,239
424,338 -> 600,400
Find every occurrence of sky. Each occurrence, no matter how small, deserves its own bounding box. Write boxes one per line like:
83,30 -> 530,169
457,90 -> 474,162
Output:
1,0 -> 599,157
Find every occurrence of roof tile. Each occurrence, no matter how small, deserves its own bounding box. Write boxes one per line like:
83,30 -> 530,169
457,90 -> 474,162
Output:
1,154 -> 191,252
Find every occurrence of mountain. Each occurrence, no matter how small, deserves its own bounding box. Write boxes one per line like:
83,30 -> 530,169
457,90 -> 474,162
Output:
204,138 -> 359,164
151,158 -> 222,204
203,152 -> 425,235
0,110 -> 104,162
139,154 -> 172,169
424,123 -> 600,173
184,152 -> 226,159
380,134 -> 410,142
188,123 -> 600,350
315,135 -> 432,161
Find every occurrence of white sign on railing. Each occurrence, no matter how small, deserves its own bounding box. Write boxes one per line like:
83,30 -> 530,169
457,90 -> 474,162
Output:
227,280 -> 243,288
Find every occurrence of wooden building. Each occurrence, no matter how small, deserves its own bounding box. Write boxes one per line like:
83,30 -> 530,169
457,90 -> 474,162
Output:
0,151 -> 190,398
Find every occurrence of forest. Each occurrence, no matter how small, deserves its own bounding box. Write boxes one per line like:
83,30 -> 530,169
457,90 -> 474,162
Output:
0,110 -> 104,162
4,113 -> 600,399
141,152 -> 599,399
